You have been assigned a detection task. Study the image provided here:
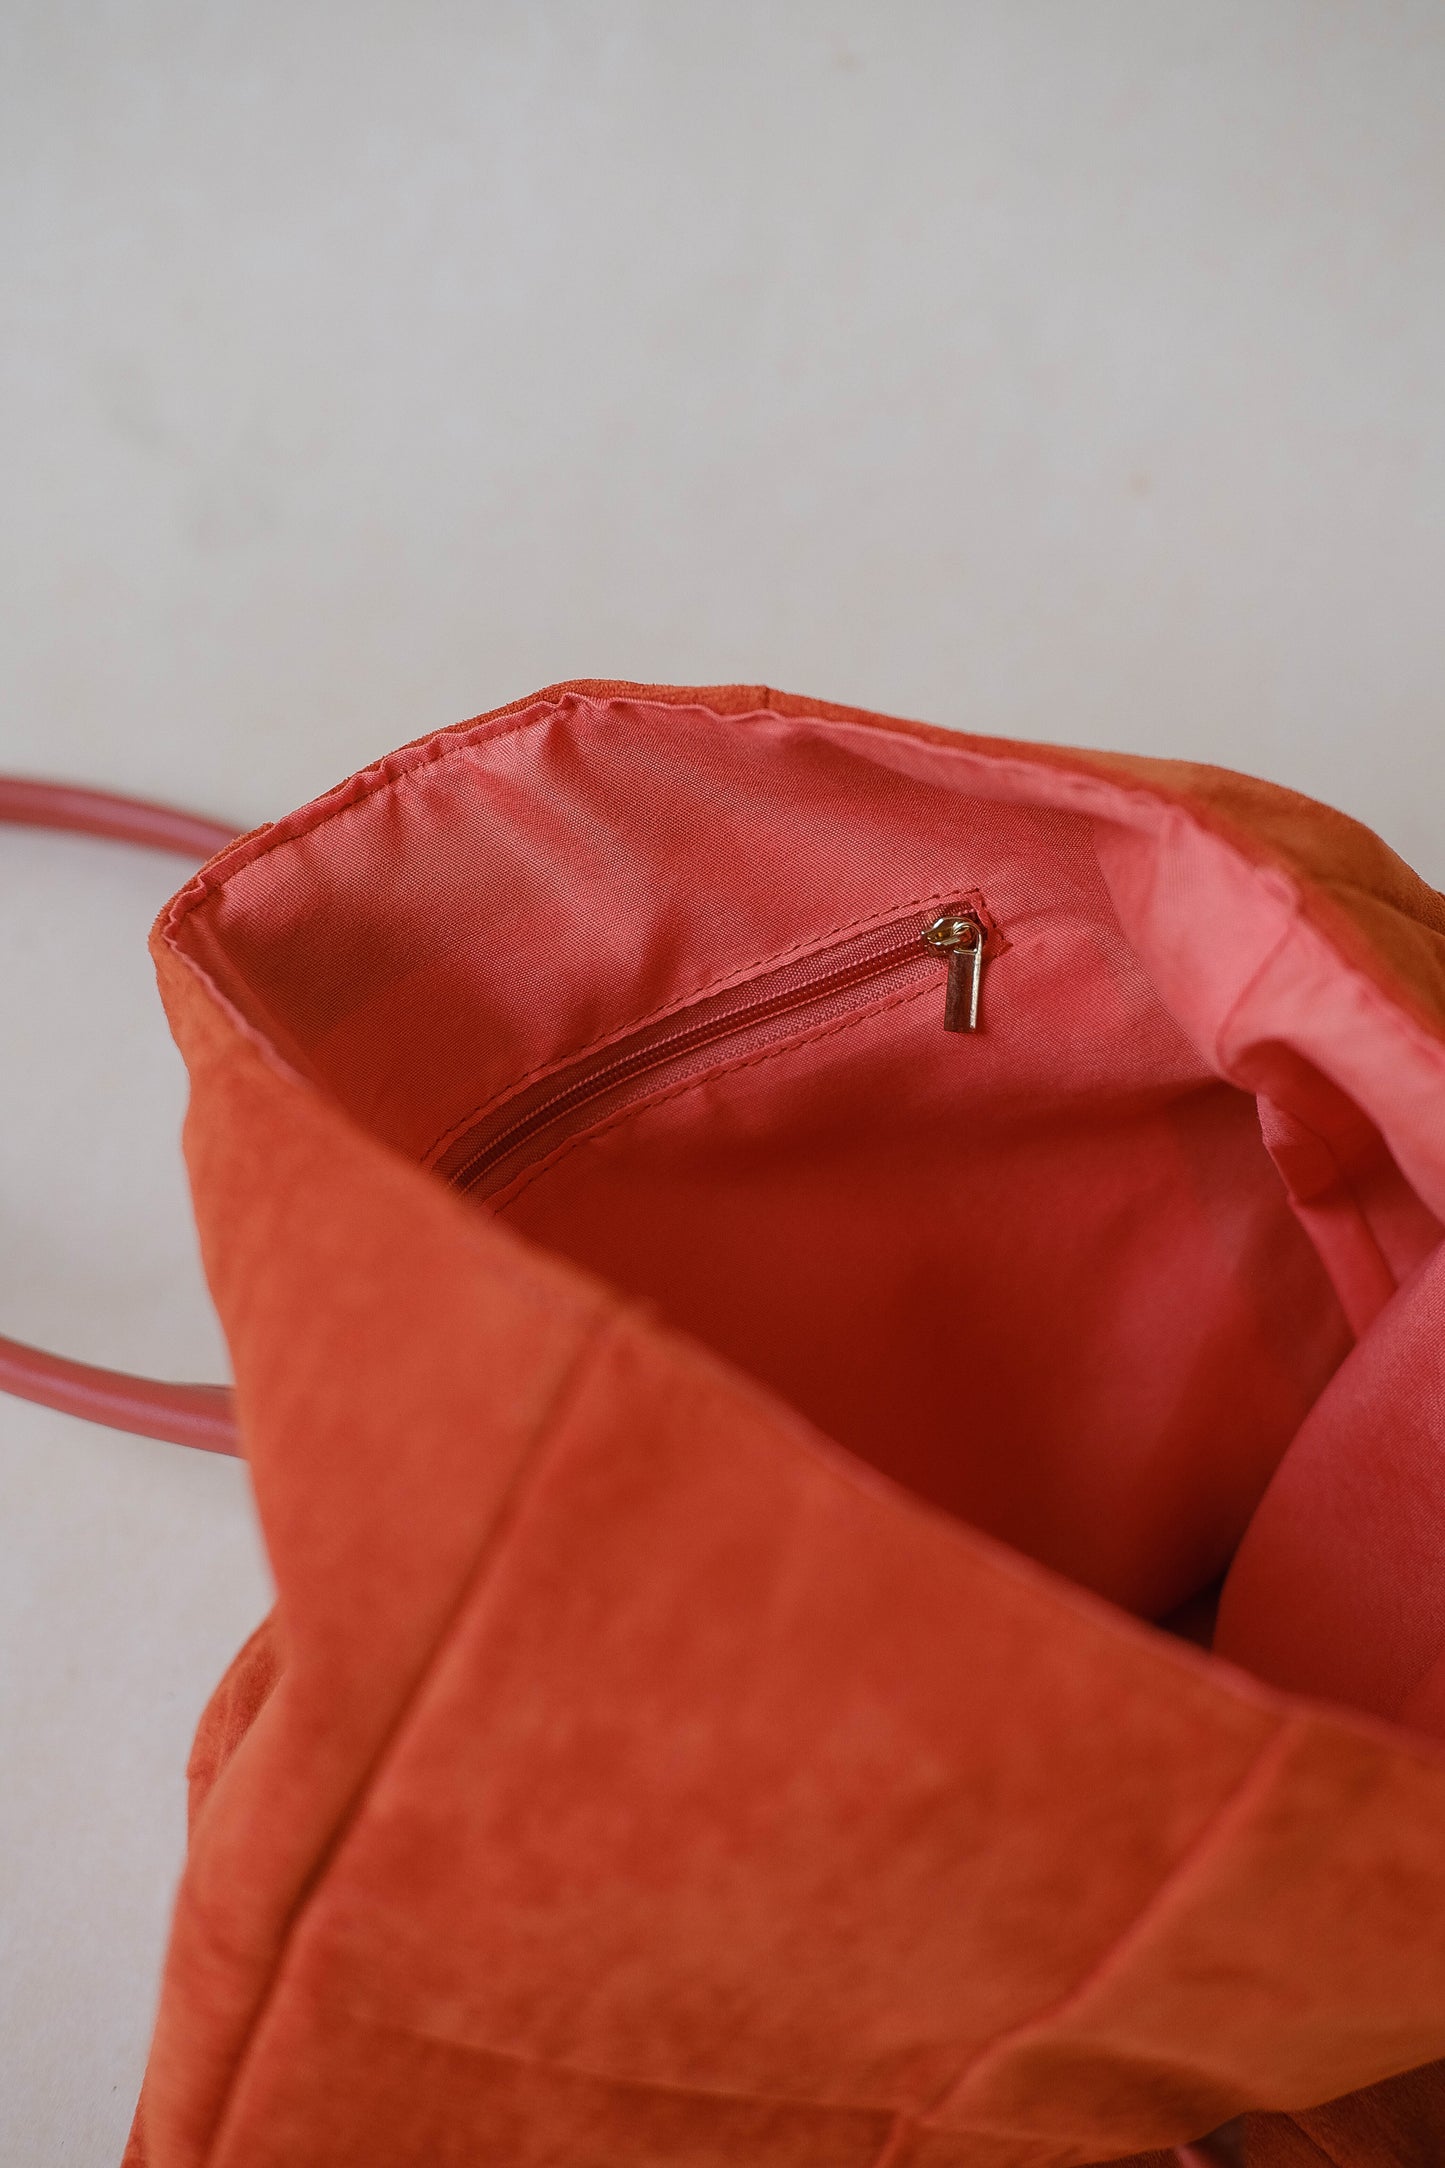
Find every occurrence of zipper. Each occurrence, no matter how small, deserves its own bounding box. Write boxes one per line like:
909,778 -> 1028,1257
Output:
922,907 -> 988,1032
437,899 -> 992,1200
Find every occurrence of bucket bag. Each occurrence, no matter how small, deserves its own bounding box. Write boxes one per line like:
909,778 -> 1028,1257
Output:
10,682 -> 1445,2168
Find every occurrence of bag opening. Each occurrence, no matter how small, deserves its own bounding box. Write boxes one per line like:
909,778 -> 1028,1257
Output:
165,687 -> 1445,1737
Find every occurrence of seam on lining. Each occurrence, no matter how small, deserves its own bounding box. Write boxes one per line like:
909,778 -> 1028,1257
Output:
150,692 -> 986,1111
1255,1093 -> 1398,1328
159,697 -> 567,932
199,1302 -> 623,2168
487,971 -> 940,1217
159,686 -> 1445,1088
158,691 -> 1116,929
418,880 -> 968,1169
922,1716 -> 1301,2125
1208,912 -> 1302,1080
159,690 -> 1445,1138
1210,906 -> 1400,1319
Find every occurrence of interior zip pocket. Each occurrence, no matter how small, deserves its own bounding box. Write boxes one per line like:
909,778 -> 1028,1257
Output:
436,894 -> 995,1201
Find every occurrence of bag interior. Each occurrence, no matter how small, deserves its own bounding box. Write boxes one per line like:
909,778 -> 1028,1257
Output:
174,692 -> 1445,1741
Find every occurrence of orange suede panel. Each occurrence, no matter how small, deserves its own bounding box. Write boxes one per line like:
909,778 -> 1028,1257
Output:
135,969 -> 613,2167
933,1716 -> 1445,2151
185,1618 -> 281,1839
233,1314 -> 1278,2112
125,684 -> 1445,2166
212,2001 -> 900,2168
1287,2057 -> 1445,2164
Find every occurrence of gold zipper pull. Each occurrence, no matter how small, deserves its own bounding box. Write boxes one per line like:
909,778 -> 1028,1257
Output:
921,911 -> 987,1032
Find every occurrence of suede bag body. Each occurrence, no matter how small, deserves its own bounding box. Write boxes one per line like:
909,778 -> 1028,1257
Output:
125,683 -> 1445,2168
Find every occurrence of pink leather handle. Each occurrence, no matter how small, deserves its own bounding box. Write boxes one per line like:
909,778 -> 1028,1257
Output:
0,774 -> 242,1455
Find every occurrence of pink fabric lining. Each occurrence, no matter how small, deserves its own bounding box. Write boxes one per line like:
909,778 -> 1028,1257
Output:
167,693 -> 1445,1731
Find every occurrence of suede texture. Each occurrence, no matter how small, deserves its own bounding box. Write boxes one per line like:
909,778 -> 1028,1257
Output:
124,683 -> 1445,2167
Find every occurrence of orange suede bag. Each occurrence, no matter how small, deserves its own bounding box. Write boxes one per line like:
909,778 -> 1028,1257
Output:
16,682 -> 1445,2168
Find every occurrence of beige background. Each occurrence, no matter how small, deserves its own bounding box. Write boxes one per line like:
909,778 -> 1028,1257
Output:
2,4 -> 1443,2160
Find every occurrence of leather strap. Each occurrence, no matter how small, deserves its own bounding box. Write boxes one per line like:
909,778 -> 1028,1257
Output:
0,775 -> 240,1455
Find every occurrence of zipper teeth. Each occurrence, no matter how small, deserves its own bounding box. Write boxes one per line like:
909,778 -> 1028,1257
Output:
449,917 -> 933,1194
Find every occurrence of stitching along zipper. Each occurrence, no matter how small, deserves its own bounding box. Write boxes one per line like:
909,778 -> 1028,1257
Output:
437,894 -> 998,1202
